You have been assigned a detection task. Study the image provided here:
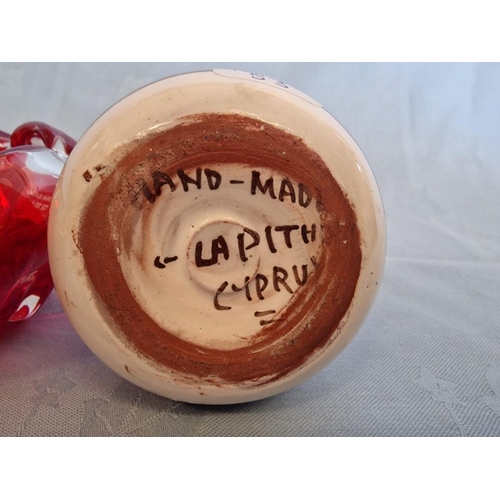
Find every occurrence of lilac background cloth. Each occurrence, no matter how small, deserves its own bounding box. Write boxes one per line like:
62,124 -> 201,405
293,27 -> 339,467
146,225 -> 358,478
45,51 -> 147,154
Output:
1,62 -> 499,436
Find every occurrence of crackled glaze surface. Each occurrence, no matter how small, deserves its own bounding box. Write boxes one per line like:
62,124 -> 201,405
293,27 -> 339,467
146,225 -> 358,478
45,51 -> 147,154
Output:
48,70 -> 385,404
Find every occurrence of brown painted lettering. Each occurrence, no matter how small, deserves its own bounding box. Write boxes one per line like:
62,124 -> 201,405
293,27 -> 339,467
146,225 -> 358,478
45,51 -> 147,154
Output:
272,266 -> 293,294
298,183 -> 312,208
275,225 -> 300,249
214,281 -> 231,311
195,236 -> 230,267
278,178 -> 296,203
251,171 -> 276,199
178,168 -> 202,191
204,168 -> 222,190
237,227 -> 260,262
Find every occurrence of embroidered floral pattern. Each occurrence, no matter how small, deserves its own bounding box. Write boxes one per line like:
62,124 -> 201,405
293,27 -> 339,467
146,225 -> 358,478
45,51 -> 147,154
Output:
80,379 -> 203,436
18,370 -> 76,436
481,365 -> 500,416
415,367 -> 466,436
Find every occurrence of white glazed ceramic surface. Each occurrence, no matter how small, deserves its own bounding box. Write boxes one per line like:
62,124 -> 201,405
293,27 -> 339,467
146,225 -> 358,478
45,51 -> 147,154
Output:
48,70 -> 386,404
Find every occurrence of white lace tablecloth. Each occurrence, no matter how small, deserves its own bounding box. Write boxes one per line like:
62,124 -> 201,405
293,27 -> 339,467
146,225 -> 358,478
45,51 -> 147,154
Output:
1,62 -> 499,436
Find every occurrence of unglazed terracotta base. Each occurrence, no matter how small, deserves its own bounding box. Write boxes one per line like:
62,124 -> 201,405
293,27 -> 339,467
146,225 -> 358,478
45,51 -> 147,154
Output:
48,70 -> 386,404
